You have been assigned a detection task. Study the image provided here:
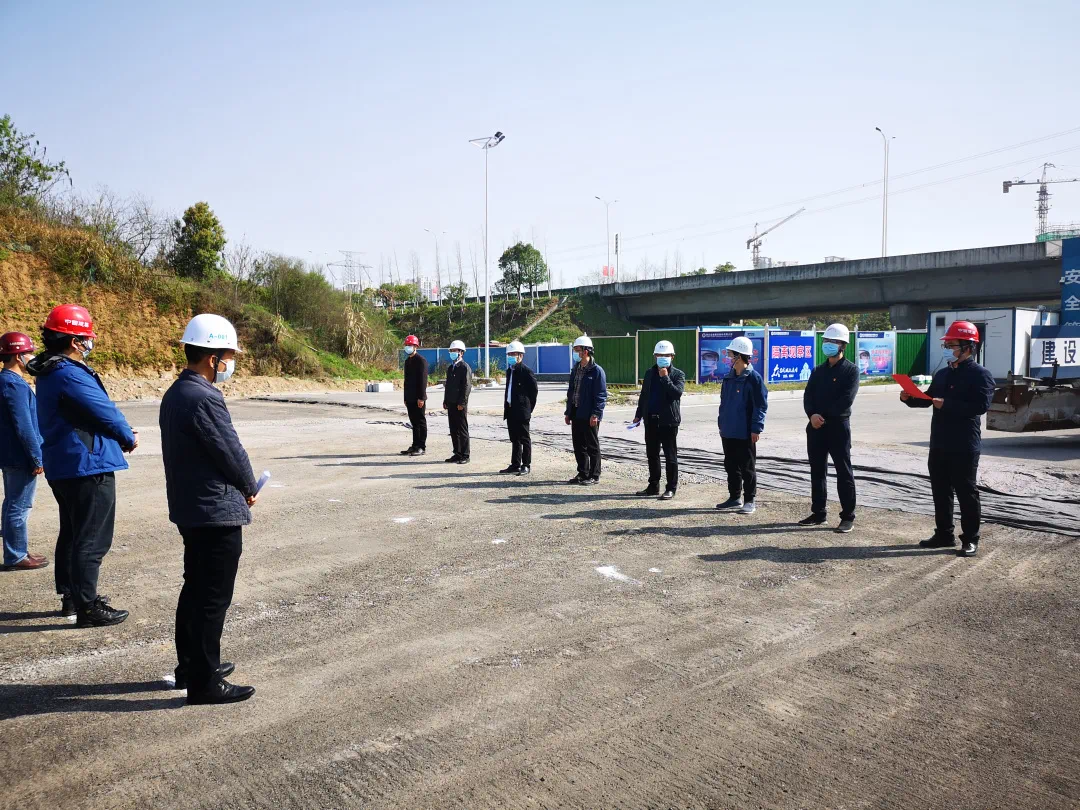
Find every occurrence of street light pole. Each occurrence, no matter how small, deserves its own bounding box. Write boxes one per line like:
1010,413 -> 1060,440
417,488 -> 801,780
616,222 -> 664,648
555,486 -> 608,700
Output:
874,127 -> 894,257
423,228 -> 446,304
469,131 -> 505,378
595,196 -> 617,281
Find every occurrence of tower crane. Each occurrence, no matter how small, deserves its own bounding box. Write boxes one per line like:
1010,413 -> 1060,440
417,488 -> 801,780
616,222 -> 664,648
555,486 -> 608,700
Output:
747,208 -> 805,269
1003,163 -> 1080,238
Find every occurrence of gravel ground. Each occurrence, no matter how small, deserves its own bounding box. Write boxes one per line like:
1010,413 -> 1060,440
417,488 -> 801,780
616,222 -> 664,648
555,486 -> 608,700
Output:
1,399 -> 1078,810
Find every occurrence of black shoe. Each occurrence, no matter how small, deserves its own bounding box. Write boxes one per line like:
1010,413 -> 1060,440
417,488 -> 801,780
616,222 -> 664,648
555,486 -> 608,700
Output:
445,456 -> 461,463
185,679 -> 256,706
59,595 -> 77,618
567,476 -> 586,485
456,457 -> 470,465
499,466 -> 522,474
715,497 -> 741,511
959,541 -> 979,557
400,447 -> 415,456
583,477 -> 599,486
407,448 -> 425,457
75,597 -> 129,628
836,519 -> 855,534
174,662 -> 236,691
798,513 -> 827,526
517,466 -> 531,476
919,535 -> 956,549
636,486 -> 660,496
659,490 -> 675,501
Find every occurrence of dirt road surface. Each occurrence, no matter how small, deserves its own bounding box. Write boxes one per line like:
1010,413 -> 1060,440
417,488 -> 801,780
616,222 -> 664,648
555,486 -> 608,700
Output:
2,395 -> 1078,810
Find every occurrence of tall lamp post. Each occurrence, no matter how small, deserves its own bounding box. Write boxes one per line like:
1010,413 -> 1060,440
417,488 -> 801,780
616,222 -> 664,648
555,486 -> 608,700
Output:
423,228 -> 446,304
874,127 -> 894,257
594,196 -> 617,281
468,130 -> 505,377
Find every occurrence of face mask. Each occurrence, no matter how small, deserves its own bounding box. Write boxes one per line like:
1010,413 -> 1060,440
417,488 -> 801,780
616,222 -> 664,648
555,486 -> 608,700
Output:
656,357 -> 671,368
452,352 -> 463,363
729,353 -> 742,367
404,346 -> 415,356
574,351 -> 584,364
506,355 -> 518,366
77,339 -> 93,359
822,342 -> 841,358
215,358 -> 235,384
942,346 -> 959,365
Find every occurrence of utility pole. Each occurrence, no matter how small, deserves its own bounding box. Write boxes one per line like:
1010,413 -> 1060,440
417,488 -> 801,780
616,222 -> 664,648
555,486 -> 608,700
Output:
595,196 -> 617,281
468,131 -> 506,377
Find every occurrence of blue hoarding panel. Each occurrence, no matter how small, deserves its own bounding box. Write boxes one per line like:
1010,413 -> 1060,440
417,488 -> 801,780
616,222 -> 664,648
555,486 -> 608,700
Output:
766,330 -> 816,383
524,346 -> 540,370
538,345 -> 571,374
1063,237 -> 1080,327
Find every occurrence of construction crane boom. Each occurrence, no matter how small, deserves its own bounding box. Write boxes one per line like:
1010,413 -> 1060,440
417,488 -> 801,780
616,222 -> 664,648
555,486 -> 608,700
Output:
747,207 -> 805,269
1003,162 -> 1080,238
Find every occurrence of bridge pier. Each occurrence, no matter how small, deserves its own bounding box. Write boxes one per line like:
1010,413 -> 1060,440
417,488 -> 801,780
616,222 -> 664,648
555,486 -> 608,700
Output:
889,303 -> 929,330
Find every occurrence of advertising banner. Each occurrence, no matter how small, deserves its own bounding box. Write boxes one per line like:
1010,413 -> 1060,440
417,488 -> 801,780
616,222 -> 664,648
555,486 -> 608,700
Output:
699,329 -> 764,382
1063,237 -> 1080,327
766,330 -> 815,383
855,331 -> 896,377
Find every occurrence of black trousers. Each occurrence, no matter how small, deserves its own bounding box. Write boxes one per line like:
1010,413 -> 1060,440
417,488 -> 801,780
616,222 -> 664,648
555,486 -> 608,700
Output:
507,417 -> 532,467
721,437 -> 756,501
406,400 -> 427,450
928,449 -> 981,542
175,525 -> 243,691
807,420 -> 856,521
448,407 -> 470,459
50,473 -> 116,610
571,418 -> 602,479
645,419 -> 679,492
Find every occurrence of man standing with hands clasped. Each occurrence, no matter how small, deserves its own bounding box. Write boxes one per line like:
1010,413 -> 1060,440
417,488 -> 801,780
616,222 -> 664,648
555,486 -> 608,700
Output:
633,340 -> 684,500
564,335 -> 607,485
500,341 -> 537,476
160,314 -> 258,705
800,323 -> 860,533
443,340 -> 472,464
715,336 -> 768,514
901,320 -> 994,558
400,335 -> 428,457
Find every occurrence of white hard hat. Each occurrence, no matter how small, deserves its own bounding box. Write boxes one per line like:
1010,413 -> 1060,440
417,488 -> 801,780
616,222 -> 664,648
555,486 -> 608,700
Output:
573,335 -> 593,349
180,313 -> 241,352
823,323 -> 850,342
506,340 -> 525,354
653,339 -> 675,355
449,340 -> 466,351
726,336 -> 754,356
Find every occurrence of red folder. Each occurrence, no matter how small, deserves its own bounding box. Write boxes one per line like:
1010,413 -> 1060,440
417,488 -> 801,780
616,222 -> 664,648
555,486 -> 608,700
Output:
892,374 -> 931,400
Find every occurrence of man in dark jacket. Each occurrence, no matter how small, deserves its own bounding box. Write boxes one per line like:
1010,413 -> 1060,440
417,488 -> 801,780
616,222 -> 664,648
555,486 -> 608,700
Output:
501,341 -> 538,475
0,332 -> 47,570
715,336 -> 768,515
28,305 -> 136,627
564,335 -> 608,484
160,314 -> 258,705
401,334 -> 428,457
443,340 -> 472,464
902,320 -> 995,557
801,323 -> 860,533
633,339 -> 685,499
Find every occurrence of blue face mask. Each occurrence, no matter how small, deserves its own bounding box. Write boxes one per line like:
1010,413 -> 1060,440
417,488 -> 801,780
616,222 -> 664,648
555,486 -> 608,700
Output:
942,346 -> 959,365
655,357 -> 671,368
822,342 -> 840,358
574,352 -> 583,364
404,346 -> 415,356
506,355 -> 518,366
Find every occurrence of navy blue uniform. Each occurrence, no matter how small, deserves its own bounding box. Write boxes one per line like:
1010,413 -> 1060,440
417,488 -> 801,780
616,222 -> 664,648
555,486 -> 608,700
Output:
803,357 -> 859,521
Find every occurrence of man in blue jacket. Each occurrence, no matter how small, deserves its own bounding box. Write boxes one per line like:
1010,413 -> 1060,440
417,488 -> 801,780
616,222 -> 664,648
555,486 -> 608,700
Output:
0,332 -> 48,571
715,336 -> 768,515
902,320 -> 995,557
564,335 -> 607,485
27,305 -> 136,626
160,314 -> 258,705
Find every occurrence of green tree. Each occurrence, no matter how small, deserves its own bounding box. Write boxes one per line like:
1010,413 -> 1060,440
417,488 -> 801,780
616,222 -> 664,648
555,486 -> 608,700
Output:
169,201 -> 226,280
713,262 -> 736,273
445,281 -> 470,306
0,114 -> 71,208
686,267 -> 708,276
498,242 -> 548,305
857,311 -> 892,330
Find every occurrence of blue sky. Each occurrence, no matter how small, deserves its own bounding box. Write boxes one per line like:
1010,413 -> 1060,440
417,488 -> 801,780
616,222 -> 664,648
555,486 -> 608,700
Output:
4,0 -> 1080,289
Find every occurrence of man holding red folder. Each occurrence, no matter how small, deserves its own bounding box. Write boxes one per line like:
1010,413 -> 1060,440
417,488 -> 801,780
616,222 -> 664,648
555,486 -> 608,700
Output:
901,321 -> 995,557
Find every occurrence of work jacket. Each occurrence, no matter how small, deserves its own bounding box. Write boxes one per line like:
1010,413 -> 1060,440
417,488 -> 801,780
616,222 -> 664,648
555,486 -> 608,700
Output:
444,360 -> 472,409
0,368 -> 42,470
634,365 -> 685,427
717,364 -> 768,440
503,363 -> 538,421
803,357 -> 859,423
159,369 -> 258,528
403,352 -> 429,403
565,361 -> 608,422
904,357 -> 995,453
27,353 -> 135,482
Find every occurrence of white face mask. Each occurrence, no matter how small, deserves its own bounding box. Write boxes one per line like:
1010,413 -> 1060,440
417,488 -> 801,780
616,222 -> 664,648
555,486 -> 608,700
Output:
404,346 -> 416,355
77,339 -> 94,359
215,358 -> 235,384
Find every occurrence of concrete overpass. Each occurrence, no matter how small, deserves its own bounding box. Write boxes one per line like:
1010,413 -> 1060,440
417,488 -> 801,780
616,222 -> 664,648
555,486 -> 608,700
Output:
586,242 -> 1062,329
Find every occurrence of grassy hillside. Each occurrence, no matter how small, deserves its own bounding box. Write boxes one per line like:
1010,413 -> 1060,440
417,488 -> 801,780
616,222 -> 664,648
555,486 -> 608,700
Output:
0,211 -> 397,379
388,294 -> 641,347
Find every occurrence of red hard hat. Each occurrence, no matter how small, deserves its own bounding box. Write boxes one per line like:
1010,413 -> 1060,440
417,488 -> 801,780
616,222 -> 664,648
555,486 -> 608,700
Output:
0,332 -> 35,355
943,320 -> 980,343
44,304 -> 97,338
404,334 -> 420,347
